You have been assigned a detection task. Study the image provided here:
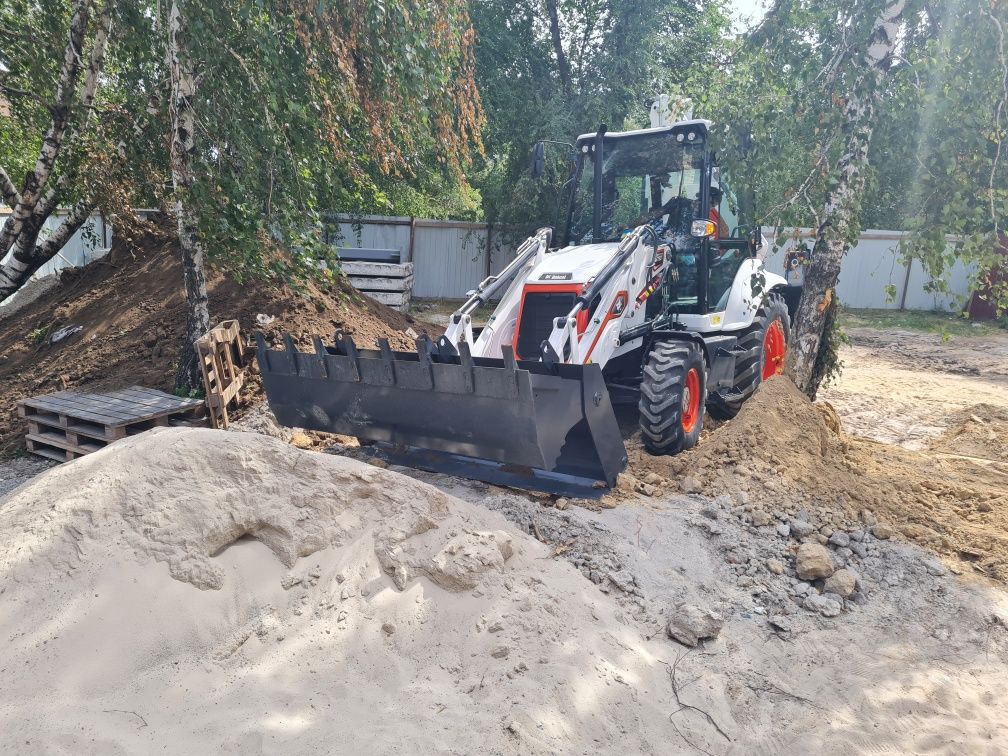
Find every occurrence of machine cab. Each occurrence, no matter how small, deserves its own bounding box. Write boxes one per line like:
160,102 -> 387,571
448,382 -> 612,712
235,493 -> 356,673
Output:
561,121 -> 759,319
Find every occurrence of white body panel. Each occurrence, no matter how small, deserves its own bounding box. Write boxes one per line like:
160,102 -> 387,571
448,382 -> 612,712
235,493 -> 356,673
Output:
463,231 -> 784,370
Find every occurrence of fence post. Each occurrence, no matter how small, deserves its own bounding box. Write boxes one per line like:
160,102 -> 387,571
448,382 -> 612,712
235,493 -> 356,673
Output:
485,223 -> 493,279
406,216 -> 416,263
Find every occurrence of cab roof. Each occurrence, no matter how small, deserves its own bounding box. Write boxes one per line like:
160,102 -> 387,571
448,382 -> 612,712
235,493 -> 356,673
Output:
575,119 -> 712,145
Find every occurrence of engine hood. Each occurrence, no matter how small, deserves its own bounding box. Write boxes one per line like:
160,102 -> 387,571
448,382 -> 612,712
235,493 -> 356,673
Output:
525,243 -> 620,286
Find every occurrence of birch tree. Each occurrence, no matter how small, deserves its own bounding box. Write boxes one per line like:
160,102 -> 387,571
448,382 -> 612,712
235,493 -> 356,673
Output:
167,0 -> 208,391
0,0 -> 114,301
785,0 -> 911,396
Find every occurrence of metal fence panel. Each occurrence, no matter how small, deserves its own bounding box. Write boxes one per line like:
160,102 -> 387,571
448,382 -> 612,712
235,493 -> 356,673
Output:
1,208 -> 980,311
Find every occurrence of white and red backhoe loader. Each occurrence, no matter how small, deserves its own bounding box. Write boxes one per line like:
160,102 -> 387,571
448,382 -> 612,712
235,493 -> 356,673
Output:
257,116 -> 799,496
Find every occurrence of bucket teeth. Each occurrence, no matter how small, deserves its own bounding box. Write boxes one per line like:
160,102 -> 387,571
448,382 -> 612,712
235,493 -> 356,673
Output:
255,331 -> 628,496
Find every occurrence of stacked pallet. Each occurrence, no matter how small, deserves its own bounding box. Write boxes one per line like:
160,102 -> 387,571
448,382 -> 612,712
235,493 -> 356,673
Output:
17,386 -> 205,462
336,248 -> 414,311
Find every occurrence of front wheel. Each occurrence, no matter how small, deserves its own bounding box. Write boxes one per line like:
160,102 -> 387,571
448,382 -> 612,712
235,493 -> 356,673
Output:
707,292 -> 791,420
638,341 -> 706,455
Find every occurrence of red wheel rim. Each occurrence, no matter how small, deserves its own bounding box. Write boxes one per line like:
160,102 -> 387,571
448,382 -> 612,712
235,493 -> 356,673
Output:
762,320 -> 786,381
682,368 -> 701,433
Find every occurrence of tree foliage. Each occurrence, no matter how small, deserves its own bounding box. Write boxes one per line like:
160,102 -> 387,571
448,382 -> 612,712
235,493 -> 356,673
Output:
469,0 -> 729,231
0,0 -> 484,296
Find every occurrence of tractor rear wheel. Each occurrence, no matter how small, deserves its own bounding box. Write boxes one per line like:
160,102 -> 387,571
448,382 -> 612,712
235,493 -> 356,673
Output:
708,292 -> 790,420
638,341 -> 706,455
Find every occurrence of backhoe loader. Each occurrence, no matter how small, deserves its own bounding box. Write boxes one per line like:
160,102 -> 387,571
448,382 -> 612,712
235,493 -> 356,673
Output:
257,115 -> 797,496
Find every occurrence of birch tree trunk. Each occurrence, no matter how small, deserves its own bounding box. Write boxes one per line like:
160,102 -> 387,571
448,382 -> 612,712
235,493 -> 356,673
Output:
0,0 -> 113,301
785,0 -> 907,398
169,0 -> 210,392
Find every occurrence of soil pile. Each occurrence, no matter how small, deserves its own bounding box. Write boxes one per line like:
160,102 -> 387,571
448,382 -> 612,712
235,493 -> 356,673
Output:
0,428 -> 683,752
0,232 -> 438,454
928,403 -> 1008,463
633,378 -> 1008,581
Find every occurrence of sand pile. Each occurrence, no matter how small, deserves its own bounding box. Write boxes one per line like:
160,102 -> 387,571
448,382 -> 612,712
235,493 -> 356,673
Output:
0,428 -> 683,752
636,378 -> 1008,581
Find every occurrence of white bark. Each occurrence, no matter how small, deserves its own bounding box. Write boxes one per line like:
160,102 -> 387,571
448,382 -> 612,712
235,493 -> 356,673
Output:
786,0 -> 907,396
0,0 -> 113,301
0,167 -> 20,207
0,0 -> 92,258
169,0 -> 210,390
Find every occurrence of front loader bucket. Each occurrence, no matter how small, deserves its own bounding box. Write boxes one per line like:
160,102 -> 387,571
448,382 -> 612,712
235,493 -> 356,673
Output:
255,333 -> 627,497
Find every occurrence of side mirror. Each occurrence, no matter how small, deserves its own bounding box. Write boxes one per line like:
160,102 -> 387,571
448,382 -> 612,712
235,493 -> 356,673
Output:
531,141 -> 546,179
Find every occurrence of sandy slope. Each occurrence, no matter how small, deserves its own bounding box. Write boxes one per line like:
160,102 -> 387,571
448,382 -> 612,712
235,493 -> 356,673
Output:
0,428 -> 683,753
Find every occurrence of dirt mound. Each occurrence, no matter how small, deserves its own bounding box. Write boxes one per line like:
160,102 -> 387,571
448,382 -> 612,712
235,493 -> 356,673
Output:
0,428 -> 683,752
631,378 -> 1008,581
0,232 -> 439,454
928,404 -> 1008,463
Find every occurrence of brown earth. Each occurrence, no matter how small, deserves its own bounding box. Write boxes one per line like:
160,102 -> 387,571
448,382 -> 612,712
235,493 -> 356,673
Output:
630,377 -> 1008,581
0,232 -> 440,455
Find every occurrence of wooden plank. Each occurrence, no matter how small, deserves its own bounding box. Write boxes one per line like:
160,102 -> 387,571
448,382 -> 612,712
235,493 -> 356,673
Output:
347,275 -> 415,292
112,387 -> 201,411
27,431 -> 103,455
23,390 -> 201,427
124,385 -> 202,406
339,261 -> 414,277
21,396 -> 131,425
25,438 -> 69,463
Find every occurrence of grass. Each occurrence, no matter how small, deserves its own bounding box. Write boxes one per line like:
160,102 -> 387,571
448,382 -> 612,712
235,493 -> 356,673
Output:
840,308 -> 1007,338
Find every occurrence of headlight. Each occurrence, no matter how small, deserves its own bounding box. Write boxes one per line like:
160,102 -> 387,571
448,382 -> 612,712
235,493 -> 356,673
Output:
691,219 -> 716,237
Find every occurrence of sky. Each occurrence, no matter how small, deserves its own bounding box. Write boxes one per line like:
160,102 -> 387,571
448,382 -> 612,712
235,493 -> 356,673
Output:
729,0 -> 770,32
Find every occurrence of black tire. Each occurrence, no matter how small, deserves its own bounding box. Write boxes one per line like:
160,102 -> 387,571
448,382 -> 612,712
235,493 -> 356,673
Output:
708,291 -> 791,420
638,341 -> 706,455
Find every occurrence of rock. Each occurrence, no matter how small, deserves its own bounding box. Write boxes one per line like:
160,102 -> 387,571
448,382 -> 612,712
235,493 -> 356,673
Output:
666,603 -> 724,647
790,519 -> 815,538
766,558 -> 785,575
850,541 -> 868,558
643,472 -> 661,485
290,431 -> 314,449
617,472 -> 640,493
796,543 -> 835,580
367,456 -> 389,469
491,646 -> 510,659
639,483 -> 657,497
700,503 -> 720,520
860,509 -> 877,526
872,524 -> 894,540
751,510 -> 772,527
804,592 -> 843,617
921,557 -> 947,576
768,615 -> 793,633
828,531 -> 851,548
381,622 -> 396,635
487,620 -> 504,633
735,490 -> 750,506
776,522 -> 791,538
681,476 -> 700,494
823,568 -> 857,598
554,497 -> 569,510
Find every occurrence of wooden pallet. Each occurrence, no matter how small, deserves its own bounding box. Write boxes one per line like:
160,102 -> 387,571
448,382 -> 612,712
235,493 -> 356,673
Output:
195,320 -> 248,429
17,386 -> 206,462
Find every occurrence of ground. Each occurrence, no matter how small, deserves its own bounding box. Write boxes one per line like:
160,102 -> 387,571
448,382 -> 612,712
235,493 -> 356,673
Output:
2,306 -> 1007,751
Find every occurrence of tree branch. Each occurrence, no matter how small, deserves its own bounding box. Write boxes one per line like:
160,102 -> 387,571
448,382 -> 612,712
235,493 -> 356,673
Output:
37,199 -> 95,260
0,0 -> 92,257
0,166 -> 20,207
546,0 -> 573,98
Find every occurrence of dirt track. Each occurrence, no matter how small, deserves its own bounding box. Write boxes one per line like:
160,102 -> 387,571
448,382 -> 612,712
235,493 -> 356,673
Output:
821,326 -> 1008,452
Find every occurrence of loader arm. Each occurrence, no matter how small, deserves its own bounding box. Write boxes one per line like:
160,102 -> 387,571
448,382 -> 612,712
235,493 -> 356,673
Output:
442,228 -> 552,353
541,224 -> 657,365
